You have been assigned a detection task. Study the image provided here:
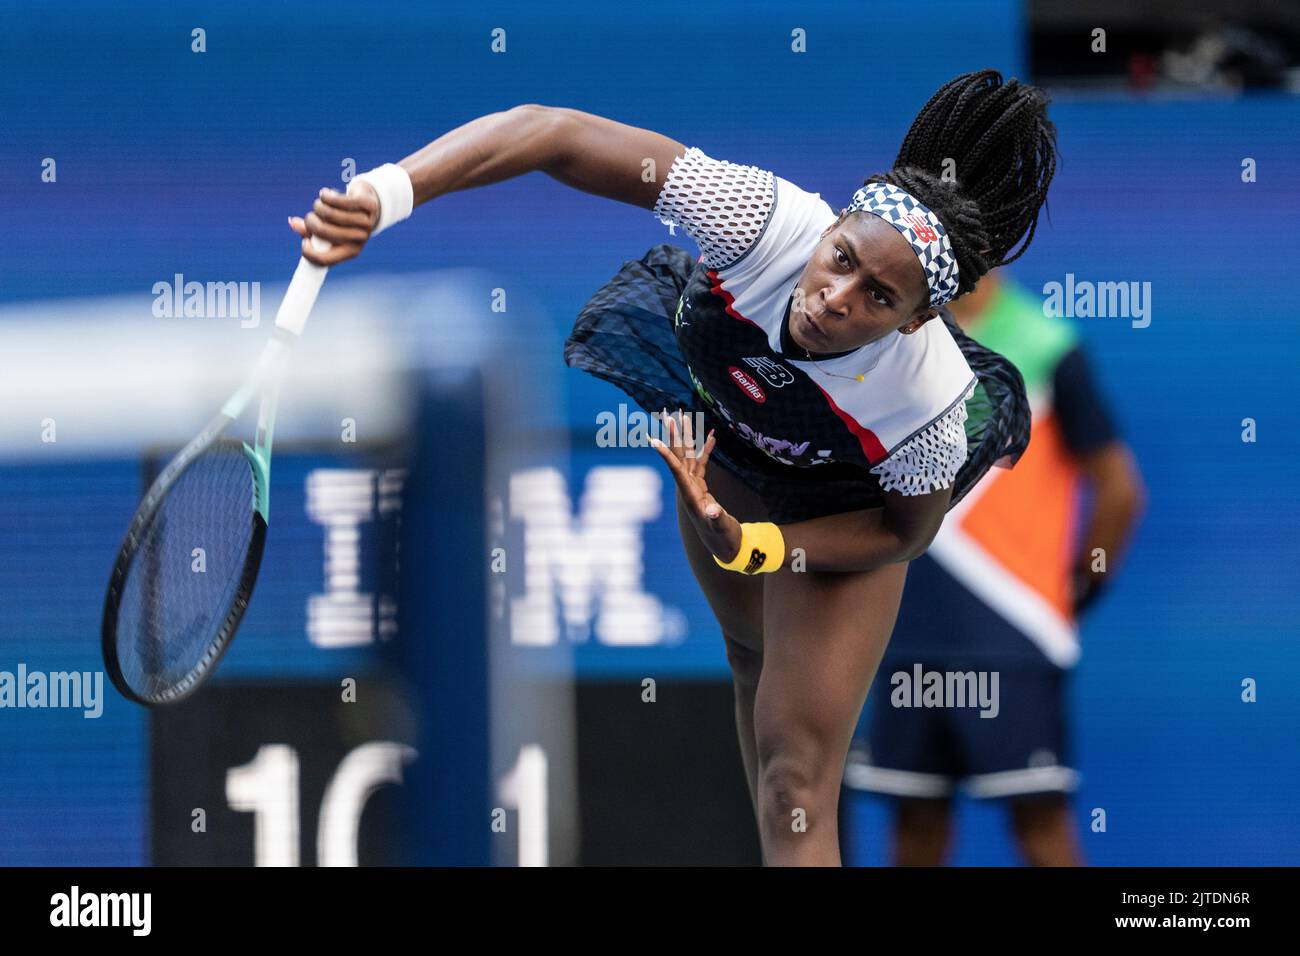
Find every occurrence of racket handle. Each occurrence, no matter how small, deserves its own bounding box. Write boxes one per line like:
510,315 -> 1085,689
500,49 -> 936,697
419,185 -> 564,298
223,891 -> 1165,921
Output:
274,235 -> 331,336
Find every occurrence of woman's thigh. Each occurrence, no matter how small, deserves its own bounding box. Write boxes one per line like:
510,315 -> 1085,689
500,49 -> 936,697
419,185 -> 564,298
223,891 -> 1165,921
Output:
674,460 -> 770,656
755,559 -> 910,765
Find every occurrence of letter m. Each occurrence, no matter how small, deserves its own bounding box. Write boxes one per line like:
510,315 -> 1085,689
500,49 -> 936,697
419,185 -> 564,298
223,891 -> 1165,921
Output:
509,466 -> 668,646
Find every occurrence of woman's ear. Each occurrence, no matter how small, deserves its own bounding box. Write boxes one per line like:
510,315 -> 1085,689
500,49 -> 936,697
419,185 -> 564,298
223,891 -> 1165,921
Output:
900,308 -> 938,334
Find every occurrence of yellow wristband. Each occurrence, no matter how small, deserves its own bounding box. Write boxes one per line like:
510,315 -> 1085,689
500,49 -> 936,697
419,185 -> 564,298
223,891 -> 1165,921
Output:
713,522 -> 786,575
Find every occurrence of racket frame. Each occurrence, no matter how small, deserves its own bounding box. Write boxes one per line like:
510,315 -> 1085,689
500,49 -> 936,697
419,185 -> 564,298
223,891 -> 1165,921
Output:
101,236 -> 331,706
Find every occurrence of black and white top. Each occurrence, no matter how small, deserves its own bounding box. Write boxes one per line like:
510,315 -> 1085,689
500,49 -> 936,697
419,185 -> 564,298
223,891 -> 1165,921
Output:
651,147 -> 978,496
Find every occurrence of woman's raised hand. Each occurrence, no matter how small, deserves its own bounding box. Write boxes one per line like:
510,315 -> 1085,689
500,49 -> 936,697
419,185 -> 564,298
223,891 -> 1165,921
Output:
651,411 -> 742,564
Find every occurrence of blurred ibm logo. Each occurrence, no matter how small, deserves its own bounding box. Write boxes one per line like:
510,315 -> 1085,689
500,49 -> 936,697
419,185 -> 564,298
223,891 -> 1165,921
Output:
301,464 -> 687,648
305,468 -> 405,648
505,466 -> 687,647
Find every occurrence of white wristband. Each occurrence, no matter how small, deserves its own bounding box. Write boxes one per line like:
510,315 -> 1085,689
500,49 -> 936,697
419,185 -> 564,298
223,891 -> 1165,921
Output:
350,163 -> 414,236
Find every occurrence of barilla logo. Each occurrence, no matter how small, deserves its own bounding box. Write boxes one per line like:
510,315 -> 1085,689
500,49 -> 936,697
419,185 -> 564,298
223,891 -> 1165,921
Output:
903,214 -> 938,243
727,367 -> 766,403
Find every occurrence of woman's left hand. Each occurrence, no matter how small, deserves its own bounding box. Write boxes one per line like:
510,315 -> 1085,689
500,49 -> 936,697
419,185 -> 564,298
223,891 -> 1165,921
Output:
651,411 -> 743,564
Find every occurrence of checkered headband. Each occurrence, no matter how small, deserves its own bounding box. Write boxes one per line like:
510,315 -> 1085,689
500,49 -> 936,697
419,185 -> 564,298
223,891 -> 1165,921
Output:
846,181 -> 960,308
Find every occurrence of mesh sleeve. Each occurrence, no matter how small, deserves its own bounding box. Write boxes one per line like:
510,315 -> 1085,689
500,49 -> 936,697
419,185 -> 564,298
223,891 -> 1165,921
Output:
869,384 -> 975,496
651,147 -> 776,271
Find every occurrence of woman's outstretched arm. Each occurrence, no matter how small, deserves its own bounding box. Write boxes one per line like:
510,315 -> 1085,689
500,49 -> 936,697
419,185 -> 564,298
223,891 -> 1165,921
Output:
289,104 -> 686,265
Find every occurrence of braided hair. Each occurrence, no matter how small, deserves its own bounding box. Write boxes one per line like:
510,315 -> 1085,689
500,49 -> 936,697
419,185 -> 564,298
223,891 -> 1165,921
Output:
863,70 -> 1058,301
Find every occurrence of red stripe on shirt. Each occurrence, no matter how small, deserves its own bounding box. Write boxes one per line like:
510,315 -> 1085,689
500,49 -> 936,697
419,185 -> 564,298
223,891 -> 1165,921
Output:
812,381 -> 888,463
706,270 -> 765,331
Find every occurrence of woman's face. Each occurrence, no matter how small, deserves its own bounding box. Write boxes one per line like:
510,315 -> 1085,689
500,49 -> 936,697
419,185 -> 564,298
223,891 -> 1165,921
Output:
789,210 -> 938,354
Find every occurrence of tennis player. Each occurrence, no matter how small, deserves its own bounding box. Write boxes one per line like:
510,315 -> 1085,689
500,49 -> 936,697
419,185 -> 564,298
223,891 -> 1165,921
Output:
289,70 -> 1058,866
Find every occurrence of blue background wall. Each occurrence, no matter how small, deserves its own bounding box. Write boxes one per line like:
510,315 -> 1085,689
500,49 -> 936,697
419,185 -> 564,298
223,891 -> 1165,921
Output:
1,0 -> 1297,864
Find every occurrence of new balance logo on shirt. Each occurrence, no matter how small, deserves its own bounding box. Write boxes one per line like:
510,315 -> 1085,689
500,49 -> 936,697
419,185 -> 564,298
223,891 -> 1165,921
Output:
743,356 -> 795,388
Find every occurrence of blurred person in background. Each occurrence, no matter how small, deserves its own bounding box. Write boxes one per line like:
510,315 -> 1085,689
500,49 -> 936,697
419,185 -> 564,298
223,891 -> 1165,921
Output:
843,269 -> 1145,866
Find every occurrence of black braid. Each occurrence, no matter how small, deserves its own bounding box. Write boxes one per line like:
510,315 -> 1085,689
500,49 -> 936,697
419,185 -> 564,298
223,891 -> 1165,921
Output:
862,70 -> 1059,301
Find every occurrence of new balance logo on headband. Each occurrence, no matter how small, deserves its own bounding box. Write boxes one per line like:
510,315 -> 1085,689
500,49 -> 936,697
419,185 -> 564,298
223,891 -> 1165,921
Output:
847,181 -> 960,307
903,214 -> 938,243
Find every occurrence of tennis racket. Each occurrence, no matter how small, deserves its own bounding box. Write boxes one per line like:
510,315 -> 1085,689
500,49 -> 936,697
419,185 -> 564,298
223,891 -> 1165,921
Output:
101,233 -> 334,706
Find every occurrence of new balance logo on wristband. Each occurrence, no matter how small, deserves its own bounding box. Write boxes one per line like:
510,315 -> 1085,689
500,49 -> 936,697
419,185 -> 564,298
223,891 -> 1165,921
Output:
714,522 -> 785,575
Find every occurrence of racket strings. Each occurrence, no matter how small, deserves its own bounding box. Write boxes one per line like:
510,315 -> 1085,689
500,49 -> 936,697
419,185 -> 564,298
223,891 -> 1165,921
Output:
114,440 -> 257,699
